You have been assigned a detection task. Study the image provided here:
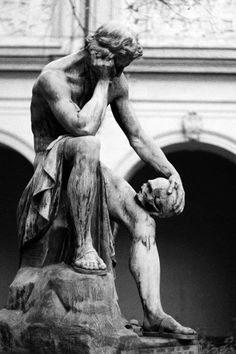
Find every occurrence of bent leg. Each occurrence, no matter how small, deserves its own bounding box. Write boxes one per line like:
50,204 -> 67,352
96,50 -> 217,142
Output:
102,165 -> 195,335
64,136 -> 106,271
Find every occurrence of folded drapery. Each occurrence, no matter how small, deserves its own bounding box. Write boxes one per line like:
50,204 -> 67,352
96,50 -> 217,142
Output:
17,135 -> 115,271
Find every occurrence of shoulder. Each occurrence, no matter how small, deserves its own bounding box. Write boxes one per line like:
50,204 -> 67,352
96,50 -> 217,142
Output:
33,69 -> 69,99
36,69 -> 66,91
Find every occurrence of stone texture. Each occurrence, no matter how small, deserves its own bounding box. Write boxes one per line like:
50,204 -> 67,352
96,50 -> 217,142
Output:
0,263 -> 199,353
0,263 -> 139,353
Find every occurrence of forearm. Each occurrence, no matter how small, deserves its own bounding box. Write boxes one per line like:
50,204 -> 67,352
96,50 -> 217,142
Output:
78,79 -> 109,134
131,136 -> 178,178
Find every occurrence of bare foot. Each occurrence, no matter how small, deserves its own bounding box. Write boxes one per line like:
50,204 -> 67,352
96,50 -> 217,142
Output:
143,314 -> 196,335
73,249 -> 107,271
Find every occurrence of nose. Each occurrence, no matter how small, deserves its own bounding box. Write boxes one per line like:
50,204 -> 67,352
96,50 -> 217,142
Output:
141,183 -> 147,193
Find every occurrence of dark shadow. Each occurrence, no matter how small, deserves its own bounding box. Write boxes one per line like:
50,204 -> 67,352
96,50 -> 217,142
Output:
0,145 -> 33,308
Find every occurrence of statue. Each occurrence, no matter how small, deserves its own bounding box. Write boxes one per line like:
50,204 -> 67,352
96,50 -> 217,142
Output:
0,22 -> 197,353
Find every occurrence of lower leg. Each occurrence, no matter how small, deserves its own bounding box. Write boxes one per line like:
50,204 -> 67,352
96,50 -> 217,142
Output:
68,160 -> 106,270
66,138 -> 106,271
130,229 -> 195,334
102,166 -> 195,334
130,232 -> 164,322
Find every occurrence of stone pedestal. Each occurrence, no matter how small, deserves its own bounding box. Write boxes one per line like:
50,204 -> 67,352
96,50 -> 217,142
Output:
121,337 -> 199,353
0,263 -> 138,353
0,263 -> 199,353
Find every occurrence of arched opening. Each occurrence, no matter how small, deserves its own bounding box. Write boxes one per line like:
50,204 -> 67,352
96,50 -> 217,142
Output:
0,144 -> 33,308
115,147 -> 236,339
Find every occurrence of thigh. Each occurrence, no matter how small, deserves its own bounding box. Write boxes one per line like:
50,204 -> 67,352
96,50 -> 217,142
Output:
102,165 -> 152,234
64,136 -> 101,162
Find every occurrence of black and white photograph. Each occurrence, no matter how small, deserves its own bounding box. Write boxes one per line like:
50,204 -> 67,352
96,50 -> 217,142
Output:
0,1 -> 235,353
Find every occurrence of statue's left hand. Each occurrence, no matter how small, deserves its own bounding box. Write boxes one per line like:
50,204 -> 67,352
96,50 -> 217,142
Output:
168,174 -> 185,215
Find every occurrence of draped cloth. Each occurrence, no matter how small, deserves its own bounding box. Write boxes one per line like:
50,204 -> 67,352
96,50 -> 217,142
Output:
17,135 -> 115,271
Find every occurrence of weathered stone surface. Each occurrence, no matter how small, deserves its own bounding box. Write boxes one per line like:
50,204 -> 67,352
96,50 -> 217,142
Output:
0,263 -> 199,353
0,263 -> 139,353
121,337 -> 199,353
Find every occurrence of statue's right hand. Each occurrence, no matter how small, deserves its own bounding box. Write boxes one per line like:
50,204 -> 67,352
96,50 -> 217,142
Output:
91,51 -> 116,81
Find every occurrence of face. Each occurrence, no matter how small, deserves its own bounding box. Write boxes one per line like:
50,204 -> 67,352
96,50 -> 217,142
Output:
140,180 -> 161,198
137,178 -> 169,211
137,181 -> 157,212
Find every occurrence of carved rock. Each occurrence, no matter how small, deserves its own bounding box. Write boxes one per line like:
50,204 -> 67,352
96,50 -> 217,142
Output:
0,263 -> 199,352
0,263 -> 139,353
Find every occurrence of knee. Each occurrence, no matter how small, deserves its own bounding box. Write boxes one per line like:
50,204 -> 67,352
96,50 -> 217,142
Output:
72,136 -> 101,163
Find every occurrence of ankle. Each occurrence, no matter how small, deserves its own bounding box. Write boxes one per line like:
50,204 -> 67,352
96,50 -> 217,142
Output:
75,244 -> 97,259
143,310 -> 166,328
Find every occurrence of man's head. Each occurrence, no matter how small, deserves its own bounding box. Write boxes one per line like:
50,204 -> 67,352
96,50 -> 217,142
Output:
137,178 -> 177,218
86,21 -> 143,75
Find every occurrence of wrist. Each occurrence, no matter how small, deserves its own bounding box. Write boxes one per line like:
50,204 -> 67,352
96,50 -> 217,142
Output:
98,78 -> 110,85
163,167 -> 177,179
97,79 -> 110,93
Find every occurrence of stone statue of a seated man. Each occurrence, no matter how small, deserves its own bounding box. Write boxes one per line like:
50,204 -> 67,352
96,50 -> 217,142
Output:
17,21 -> 196,338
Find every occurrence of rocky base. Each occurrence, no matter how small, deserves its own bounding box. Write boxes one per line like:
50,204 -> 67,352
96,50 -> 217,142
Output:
0,263 -> 139,353
0,263 -> 199,353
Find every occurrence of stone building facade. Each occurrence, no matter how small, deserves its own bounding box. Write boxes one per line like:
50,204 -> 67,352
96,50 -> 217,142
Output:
0,0 -> 235,339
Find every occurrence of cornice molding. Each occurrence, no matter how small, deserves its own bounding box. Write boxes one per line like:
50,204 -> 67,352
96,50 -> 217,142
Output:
0,47 -> 236,74
0,54 -> 63,72
126,48 -> 236,74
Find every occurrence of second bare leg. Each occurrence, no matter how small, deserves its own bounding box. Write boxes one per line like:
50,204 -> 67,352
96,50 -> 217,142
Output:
102,165 -> 195,334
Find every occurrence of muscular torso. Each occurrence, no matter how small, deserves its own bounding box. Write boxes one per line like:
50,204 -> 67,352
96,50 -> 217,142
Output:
31,51 -> 122,152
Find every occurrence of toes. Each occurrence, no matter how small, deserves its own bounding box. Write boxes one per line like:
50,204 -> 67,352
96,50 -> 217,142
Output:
177,325 -> 196,334
83,261 -> 90,269
184,327 -> 196,334
87,261 -> 97,270
75,259 -> 104,270
97,258 -> 107,270
160,316 -> 196,335
74,253 -> 107,271
92,262 -> 99,270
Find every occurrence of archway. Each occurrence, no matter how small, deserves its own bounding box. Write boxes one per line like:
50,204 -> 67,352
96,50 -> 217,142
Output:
115,147 -> 236,338
0,130 -> 34,164
0,144 -> 33,308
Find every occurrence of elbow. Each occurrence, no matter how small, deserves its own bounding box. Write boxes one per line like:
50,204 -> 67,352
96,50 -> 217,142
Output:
74,127 -> 95,137
129,136 -> 141,149
73,121 -> 96,137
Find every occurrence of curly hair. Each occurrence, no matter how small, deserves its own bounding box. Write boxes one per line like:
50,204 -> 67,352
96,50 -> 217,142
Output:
86,21 -> 143,60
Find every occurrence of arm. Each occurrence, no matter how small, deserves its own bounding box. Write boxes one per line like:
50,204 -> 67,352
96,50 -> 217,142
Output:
111,75 -> 184,213
37,70 -> 109,136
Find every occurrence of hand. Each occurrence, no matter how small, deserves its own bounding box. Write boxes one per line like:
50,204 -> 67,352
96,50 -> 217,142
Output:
168,174 -> 185,215
91,51 -> 116,81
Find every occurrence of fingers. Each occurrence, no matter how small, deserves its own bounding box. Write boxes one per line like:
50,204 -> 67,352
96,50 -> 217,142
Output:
92,53 -> 114,67
90,50 -> 97,66
168,174 -> 185,215
174,188 -> 185,215
91,54 -> 116,80
168,178 -> 175,194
